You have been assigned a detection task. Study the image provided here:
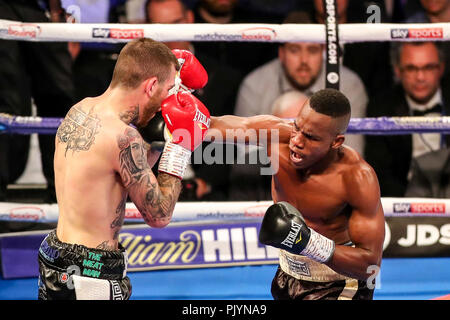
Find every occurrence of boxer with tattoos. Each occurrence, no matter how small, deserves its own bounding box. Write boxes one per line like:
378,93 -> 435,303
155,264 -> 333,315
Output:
37,38 -> 209,300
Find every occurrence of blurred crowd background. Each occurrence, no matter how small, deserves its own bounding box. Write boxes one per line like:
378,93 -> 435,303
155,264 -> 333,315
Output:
1,0 -> 450,203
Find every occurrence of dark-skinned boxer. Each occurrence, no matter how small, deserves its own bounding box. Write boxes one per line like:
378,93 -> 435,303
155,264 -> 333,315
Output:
208,89 -> 385,300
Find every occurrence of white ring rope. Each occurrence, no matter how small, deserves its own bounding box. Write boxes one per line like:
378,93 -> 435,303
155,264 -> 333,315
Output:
0,198 -> 449,224
0,19 -> 449,43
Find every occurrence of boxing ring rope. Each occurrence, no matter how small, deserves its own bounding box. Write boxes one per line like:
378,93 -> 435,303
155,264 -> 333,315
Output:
0,198 -> 449,224
2,113 -> 450,135
0,19 -> 450,43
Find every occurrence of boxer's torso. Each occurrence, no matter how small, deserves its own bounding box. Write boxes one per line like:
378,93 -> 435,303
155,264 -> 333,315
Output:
271,142 -> 365,244
54,98 -> 128,251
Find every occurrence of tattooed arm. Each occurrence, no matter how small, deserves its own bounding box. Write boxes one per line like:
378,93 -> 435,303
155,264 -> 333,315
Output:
117,127 -> 181,228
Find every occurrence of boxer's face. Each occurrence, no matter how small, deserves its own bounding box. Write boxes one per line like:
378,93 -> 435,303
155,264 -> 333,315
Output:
140,66 -> 177,126
420,0 -> 450,14
279,43 -> 324,91
289,102 -> 339,169
395,43 -> 444,104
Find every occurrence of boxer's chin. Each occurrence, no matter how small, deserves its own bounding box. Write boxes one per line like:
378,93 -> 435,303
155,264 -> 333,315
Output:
139,101 -> 160,127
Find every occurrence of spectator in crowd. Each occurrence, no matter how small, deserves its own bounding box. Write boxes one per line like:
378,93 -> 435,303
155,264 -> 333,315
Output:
0,0 -> 75,202
365,41 -> 450,197
406,0 -> 450,22
405,147 -> 450,198
405,0 -> 450,82
312,0 -> 393,98
146,0 -> 195,51
192,0 -> 279,78
146,0 -> 242,200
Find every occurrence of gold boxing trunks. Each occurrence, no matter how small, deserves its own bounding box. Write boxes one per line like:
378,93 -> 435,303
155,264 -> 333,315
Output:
271,249 -> 374,300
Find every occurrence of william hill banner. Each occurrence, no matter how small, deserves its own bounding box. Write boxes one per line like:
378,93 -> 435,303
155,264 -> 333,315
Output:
0,221 -> 279,279
119,222 -> 279,271
2,216 -> 450,279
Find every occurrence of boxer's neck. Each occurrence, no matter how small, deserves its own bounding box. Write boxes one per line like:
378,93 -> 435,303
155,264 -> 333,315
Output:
299,147 -> 339,178
101,86 -> 142,125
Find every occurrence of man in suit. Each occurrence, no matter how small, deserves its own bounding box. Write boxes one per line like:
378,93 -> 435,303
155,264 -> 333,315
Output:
406,147 -> 450,198
365,41 -> 450,197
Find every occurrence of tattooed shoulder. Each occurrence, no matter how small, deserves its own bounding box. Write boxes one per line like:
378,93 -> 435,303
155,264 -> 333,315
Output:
57,105 -> 101,156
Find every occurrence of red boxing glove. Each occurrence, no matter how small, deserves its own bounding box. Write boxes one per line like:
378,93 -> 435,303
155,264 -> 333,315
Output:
162,91 -> 210,151
158,91 -> 210,179
172,49 -> 208,90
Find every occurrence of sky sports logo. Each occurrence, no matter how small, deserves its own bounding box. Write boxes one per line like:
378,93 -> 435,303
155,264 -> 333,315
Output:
92,28 -> 144,39
393,202 -> 446,214
390,27 -> 443,39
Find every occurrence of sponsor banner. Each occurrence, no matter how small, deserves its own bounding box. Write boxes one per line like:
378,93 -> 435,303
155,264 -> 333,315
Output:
2,199 -> 450,224
2,23 -> 42,39
324,0 -> 340,90
193,27 -> 277,42
0,201 -> 273,223
390,27 -> 443,39
2,216 -> 450,279
92,27 -> 144,40
383,216 -> 450,257
0,221 -> 279,279
382,198 -> 449,216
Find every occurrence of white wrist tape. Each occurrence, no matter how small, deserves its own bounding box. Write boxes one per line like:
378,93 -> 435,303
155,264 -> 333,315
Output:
158,141 -> 191,179
301,228 -> 335,263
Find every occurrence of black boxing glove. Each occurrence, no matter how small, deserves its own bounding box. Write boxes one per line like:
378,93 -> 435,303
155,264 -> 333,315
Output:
137,112 -> 168,152
259,202 -> 335,263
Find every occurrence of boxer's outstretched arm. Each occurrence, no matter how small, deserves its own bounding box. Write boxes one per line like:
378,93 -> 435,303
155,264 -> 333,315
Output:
117,127 -> 181,228
325,165 -> 385,280
208,115 -> 291,145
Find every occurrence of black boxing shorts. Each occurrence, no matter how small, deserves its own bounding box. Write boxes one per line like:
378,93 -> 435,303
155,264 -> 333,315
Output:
271,249 -> 375,300
37,230 -> 131,300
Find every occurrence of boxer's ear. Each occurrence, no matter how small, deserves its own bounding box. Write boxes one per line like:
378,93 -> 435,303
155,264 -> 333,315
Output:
144,77 -> 158,97
331,134 -> 345,149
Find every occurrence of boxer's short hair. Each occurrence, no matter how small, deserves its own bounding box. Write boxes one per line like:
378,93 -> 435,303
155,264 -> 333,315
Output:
309,88 -> 351,118
111,38 -> 179,89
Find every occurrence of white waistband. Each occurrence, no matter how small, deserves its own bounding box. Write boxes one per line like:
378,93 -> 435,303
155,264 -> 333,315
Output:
279,250 -> 354,282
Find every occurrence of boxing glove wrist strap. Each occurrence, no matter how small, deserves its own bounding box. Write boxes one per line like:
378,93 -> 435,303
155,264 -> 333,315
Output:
158,141 -> 191,179
300,228 -> 335,263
